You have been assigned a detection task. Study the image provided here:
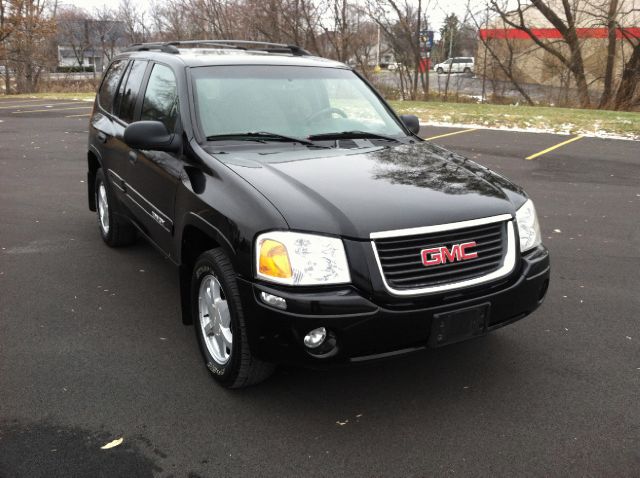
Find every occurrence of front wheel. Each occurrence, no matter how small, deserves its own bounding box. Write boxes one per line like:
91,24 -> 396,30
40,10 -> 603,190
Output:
436,67 -> 444,74
95,168 -> 136,247
192,249 -> 275,388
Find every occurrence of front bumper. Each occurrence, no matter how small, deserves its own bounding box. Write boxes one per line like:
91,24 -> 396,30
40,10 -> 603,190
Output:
237,246 -> 550,366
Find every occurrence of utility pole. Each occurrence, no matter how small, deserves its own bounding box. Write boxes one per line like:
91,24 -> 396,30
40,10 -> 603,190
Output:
413,0 -> 422,98
424,15 -> 429,98
444,17 -> 454,100
481,4 -> 489,103
375,24 -> 381,73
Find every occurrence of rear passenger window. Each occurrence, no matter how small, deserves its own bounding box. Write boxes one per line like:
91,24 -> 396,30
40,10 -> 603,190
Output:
141,64 -> 178,131
98,59 -> 127,113
117,60 -> 148,123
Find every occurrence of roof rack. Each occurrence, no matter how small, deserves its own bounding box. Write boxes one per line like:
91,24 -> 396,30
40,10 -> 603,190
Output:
124,40 -> 311,57
124,43 -> 180,54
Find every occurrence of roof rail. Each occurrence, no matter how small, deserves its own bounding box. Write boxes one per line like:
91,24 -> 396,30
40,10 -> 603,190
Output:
125,40 -> 311,56
124,43 -> 180,54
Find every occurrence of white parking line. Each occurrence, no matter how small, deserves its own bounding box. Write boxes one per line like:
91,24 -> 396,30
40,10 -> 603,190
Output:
12,106 -> 92,114
0,98 -> 58,105
0,101 -> 82,110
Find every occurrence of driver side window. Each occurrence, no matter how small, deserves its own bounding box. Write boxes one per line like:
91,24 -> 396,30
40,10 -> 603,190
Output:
141,64 -> 178,131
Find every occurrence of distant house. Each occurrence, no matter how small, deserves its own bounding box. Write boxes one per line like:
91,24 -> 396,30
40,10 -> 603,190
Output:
56,19 -> 128,72
57,47 -> 104,71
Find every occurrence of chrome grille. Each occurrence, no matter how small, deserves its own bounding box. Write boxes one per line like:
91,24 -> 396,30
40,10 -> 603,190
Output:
371,216 -> 515,295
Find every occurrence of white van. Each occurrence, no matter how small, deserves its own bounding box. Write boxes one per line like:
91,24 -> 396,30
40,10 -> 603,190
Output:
433,57 -> 474,74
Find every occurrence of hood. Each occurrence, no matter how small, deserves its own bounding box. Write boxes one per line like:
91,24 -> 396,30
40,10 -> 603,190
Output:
212,141 -> 526,239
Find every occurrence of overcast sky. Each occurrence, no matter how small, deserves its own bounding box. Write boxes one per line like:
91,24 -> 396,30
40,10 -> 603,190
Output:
63,0 -> 473,33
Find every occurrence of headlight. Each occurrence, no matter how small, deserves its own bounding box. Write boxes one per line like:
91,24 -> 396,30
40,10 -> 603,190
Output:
255,231 -> 351,286
516,199 -> 542,252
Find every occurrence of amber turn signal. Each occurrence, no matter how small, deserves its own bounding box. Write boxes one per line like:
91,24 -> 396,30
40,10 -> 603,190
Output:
258,239 -> 292,279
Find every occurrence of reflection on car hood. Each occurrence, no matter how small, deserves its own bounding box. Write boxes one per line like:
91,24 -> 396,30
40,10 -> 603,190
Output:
211,141 -> 526,239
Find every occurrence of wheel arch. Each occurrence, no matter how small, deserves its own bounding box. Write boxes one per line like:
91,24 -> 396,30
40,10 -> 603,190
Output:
178,213 -> 236,325
87,149 -> 102,211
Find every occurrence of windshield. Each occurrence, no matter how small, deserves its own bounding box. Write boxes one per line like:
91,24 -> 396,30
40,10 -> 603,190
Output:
191,65 -> 406,140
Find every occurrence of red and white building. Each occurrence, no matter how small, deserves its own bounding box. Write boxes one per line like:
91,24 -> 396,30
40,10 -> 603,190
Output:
477,2 -> 640,89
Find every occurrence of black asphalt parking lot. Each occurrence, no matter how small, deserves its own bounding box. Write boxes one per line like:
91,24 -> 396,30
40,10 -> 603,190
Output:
1,99 -> 638,477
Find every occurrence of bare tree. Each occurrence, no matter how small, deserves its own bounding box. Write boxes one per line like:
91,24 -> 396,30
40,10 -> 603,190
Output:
93,5 -> 120,69
366,0 -> 430,100
4,0 -> 56,93
118,0 -> 148,44
347,18 -> 379,78
241,0 -> 324,50
481,0 -> 640,110
56,6 -> 91,69
594,0 -> 620,107
1,0 -> 14,93
320,0 -> 357,62
582,0 -> 640,109
173,0 -> 236,38
612,26 -> 640,109
148,0 -> 192,40
469,4 -> 535,105
490,0 -> 592,107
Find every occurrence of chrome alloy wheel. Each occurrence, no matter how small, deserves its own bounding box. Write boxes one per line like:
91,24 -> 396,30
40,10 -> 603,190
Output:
198,274 -> 233,365
97,182 -> 110,235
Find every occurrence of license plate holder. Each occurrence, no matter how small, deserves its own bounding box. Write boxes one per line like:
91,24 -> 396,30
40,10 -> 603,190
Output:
429,303 -> 490,347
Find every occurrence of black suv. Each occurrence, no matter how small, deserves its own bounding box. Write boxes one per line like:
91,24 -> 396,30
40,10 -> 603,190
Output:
87,40 -> 550,388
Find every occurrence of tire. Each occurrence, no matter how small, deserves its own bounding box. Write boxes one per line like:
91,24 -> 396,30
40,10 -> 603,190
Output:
191,249 -> 275,388
436,67 -> 444,74
463,67 -> 471,74
95,168 -> 136,247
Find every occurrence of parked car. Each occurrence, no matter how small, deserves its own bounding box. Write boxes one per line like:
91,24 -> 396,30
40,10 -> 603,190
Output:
434,57 -> 474,74
87,40 -> 549,388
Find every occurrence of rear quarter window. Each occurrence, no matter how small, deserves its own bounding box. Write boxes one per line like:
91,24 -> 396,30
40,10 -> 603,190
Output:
98,59 -> 127,113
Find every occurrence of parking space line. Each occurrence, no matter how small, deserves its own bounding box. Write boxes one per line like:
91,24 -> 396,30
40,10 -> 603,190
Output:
0,101 -> 83,110
425,128 -> 478,141
65,113 -> 90,118
12,106 -> 92,114
525,135 -> 584,160
0,98 -> 55,104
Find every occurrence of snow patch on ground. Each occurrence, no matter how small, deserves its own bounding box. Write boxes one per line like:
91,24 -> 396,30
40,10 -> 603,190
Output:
420,121 -> 639,141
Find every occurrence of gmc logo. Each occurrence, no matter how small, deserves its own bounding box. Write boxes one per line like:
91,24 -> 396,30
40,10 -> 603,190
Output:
421,241 -> 478,266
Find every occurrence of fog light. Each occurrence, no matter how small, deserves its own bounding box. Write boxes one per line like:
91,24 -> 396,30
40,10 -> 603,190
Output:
260,292 -> 287,310
304,327 -> 327,349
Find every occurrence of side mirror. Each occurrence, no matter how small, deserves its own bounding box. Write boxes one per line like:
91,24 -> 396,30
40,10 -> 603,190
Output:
399,114 -> 420,135
123,120 -> 182,153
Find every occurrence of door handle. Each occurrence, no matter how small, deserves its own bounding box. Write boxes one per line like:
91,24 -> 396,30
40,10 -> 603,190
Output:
96,132 -> 108,143
128,151 -> 138,165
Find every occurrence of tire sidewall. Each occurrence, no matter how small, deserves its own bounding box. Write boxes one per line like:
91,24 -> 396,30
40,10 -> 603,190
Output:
191,253 -> 241,384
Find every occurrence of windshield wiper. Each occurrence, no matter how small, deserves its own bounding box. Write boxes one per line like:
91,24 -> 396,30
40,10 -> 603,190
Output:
307,131 -> 402,142
206,131 -> 323,147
